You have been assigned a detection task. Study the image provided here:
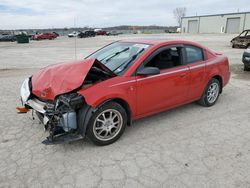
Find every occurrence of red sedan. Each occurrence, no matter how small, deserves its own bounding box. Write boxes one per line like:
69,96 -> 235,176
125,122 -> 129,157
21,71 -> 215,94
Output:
34,32 -> 57,40
18,39 -> 230,145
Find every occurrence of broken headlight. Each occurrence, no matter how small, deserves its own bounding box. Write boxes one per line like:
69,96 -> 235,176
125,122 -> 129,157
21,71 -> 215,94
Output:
20,78 -> 31,103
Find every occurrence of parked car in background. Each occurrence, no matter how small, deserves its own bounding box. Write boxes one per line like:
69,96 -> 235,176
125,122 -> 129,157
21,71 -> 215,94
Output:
27,34 -> 35,39
165,29 -> 176,33
18,39 -> 230,146
78,30 -> 96,38
242,47 -> 250,71
176,28 -> 181,33
0,33 -> 10,35
231,29 -> 250,48
106,30 -> 120,36
52,32 -> 59,37
0,34 -> 16,42
34,33 -> 58,40
68,31 -> 79,37
95,30 -> 107,35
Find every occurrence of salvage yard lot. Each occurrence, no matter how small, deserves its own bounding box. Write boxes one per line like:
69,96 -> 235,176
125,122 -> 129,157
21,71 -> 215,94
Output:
0,34 -> 250,187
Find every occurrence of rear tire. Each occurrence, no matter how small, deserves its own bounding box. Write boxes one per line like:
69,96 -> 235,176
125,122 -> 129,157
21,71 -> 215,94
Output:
86,102 -> 127,146
244,64 -> 250,71
198,78 -> 221,107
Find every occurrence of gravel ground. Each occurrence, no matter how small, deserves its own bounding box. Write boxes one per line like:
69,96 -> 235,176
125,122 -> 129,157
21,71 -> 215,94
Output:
0,34 -> 250,188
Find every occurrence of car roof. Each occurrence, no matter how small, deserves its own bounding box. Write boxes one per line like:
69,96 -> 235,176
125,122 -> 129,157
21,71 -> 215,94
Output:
119,39 -> 205,48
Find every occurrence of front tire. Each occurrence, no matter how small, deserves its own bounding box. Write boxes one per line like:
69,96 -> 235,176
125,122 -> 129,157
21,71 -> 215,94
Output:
198,78 -> 221,107
86,102 -> 127,146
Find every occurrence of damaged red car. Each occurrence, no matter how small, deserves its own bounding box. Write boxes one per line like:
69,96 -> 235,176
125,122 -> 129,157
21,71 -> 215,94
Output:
18,39 -> 230,145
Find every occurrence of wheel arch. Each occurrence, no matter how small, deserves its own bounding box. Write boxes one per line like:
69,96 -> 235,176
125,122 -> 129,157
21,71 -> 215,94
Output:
97,98 -> 132,126
212,75 -> 223,93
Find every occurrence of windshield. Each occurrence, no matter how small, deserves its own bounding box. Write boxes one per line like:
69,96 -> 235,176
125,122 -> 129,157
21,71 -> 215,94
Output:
88,42 -> 151,75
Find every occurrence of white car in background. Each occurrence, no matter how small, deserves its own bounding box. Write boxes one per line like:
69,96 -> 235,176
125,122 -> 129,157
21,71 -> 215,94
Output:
68,31 -> 79,38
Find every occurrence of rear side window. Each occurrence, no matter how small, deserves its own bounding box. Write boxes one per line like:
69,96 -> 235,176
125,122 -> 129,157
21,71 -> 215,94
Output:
185,46 -> 204,64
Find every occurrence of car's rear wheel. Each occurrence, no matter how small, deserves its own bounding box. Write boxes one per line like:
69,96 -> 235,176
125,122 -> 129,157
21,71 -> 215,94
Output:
244,64 -> 250,71
86,102 -> 127,146
198,78 -> 220,107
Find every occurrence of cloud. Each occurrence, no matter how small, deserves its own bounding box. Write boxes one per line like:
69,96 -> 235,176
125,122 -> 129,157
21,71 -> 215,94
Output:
0,0 -> 249,29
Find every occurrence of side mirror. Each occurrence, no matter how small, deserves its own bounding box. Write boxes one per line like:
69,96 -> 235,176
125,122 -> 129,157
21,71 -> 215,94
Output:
137,67 -> 160,76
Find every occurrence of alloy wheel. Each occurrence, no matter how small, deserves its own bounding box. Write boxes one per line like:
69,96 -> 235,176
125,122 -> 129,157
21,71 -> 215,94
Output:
207,82 -> 219,104
93,109 -> 123,141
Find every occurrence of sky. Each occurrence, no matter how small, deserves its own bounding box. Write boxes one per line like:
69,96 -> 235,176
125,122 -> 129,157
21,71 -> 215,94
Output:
0,0 -> 249,29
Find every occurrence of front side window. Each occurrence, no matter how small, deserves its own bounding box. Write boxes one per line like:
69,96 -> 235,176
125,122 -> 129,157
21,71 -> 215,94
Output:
145,47 -> 183,70
240,31 -> 247,37
88,42 -> 150,75
246,31 -> 250,37
185,46 -> 204,64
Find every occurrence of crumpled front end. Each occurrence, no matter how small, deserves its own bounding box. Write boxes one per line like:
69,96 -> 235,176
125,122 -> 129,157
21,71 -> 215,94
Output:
18,59 -> 116,144
20,78 -> 87,144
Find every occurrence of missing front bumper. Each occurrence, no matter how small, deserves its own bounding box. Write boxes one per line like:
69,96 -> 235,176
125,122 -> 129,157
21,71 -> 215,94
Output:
20,93 -> 86,145
42,133 -> 84,145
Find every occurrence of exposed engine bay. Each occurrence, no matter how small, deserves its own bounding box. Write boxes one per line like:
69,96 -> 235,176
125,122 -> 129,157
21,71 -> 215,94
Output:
82,65 -> 115,89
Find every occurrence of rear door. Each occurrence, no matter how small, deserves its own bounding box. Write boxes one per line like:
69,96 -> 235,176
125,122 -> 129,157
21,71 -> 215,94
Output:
184,45 -> 206,101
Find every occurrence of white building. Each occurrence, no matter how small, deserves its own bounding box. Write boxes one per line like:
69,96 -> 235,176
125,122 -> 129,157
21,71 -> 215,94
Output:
181,12 -> 250,34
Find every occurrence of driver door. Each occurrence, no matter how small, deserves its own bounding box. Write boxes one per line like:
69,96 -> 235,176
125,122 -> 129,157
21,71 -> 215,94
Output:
135,45 -> 190,117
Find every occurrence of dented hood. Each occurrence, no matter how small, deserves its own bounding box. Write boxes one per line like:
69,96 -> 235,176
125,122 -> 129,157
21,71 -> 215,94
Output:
32,58 -> 115,101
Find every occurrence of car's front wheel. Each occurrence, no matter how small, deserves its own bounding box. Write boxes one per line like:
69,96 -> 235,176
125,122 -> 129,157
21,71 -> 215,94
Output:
87,102 -> 127,146
198,78 -> 221,107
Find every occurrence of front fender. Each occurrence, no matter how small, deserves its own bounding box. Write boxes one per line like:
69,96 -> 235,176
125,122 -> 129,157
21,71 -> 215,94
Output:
77,79 -> 137,115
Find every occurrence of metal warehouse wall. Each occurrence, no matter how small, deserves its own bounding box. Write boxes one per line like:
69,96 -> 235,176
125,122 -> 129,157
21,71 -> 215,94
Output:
181,12 -> 250,34
245,14 -> 250,29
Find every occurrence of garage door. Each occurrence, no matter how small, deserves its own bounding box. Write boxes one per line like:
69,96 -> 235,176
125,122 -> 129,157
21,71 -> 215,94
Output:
188,20 -> 198,33
226,18 -> 240,33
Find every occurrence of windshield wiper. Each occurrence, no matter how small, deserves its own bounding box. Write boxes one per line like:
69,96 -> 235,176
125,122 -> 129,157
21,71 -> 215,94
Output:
113,48 -> 145,74
100,47 -> 130,64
